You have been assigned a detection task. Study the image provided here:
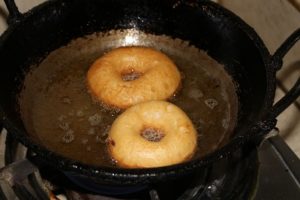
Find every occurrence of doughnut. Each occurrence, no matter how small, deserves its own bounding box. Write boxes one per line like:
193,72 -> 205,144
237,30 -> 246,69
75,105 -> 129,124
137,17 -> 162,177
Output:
87,47 -> 181,109
107,101 -> 197,168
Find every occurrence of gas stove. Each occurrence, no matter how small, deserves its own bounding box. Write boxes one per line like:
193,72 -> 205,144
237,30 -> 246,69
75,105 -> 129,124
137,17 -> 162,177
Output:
0,127 -> 299,200
0,0 -> 299,199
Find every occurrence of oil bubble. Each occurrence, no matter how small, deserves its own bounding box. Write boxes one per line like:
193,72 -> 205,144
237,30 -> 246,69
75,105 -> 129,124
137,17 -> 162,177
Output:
188,88 -> 203,101
96,134 -> 107,144
61,96 -> 72,104
88,113 -> 102,126
204,98 -> 218,109
58,122 -> 70,131
57,115 -> 66,122
76,110 -> 84,117
62,130 -> 75,143
222,118 -> 229,130
81,138 -> 89,145
103,126 -> 111,136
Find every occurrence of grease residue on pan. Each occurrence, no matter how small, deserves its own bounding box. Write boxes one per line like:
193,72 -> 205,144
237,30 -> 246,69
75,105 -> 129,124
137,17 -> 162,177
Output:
19,29 -> 238,167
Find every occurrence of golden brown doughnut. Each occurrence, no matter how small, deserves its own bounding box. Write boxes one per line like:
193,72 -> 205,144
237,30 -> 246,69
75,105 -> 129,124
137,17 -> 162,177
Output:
107,101 -> 197,168
87,47 -> 181,109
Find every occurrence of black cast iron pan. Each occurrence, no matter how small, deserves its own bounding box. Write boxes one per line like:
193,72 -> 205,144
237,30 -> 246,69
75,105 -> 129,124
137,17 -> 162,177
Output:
0,0 -> 300,188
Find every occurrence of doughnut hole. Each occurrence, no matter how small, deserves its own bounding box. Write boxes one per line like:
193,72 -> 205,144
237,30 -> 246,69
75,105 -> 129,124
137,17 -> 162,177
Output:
121,68 -> 143,81
140,127 -> 165,142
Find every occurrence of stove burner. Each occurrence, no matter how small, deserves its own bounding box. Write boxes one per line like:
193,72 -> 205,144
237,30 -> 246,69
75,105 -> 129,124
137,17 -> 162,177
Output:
0,129 -> 258,200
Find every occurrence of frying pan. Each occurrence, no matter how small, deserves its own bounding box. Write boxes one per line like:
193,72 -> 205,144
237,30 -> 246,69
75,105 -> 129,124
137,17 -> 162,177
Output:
0,0 -> 300,190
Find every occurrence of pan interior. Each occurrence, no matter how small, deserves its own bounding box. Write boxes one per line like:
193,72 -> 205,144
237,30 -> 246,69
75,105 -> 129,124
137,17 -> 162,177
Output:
19,29 -> 238,167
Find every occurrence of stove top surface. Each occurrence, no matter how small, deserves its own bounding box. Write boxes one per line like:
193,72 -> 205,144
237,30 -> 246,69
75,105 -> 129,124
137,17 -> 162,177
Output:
255,136 -> 300,200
